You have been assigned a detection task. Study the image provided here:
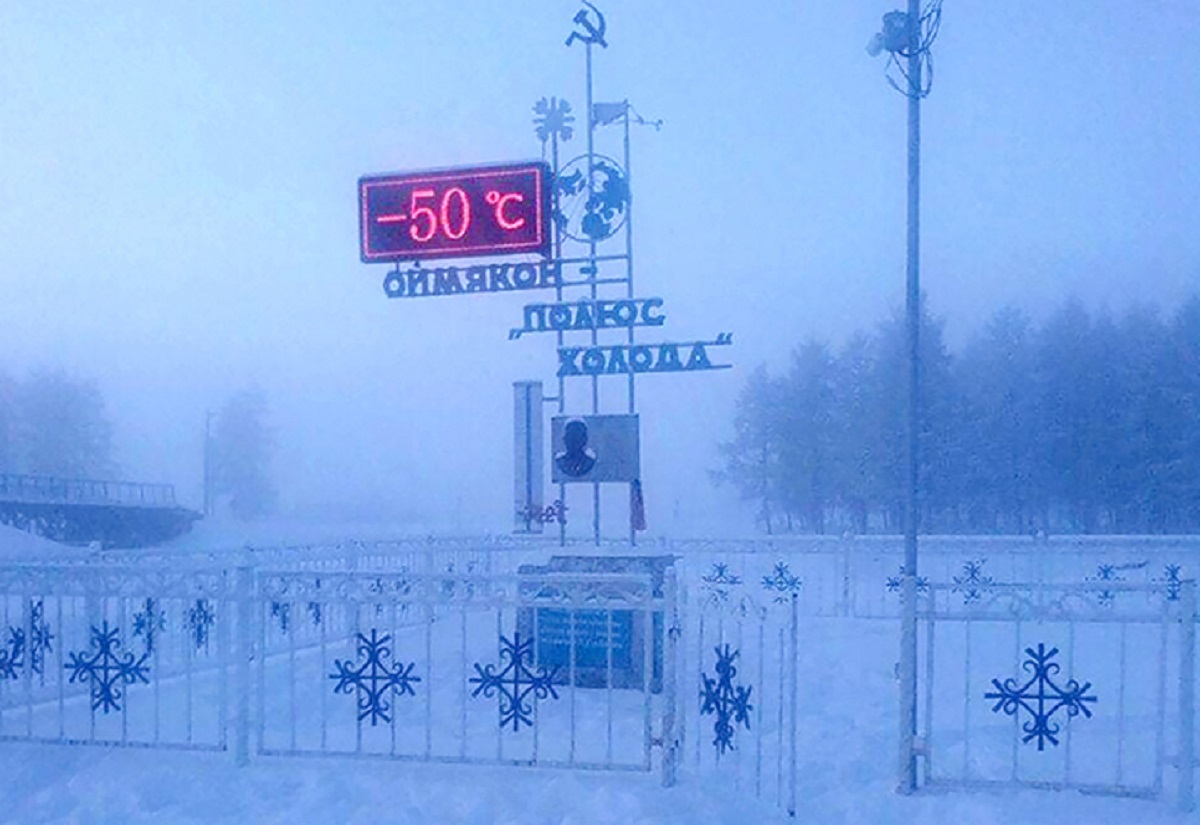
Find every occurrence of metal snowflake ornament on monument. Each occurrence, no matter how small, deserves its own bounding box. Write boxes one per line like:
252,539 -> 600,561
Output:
699,643 -> 753,755
329,629 -> 421,727
470,633 -> 561,732
985,643 -> 1097,750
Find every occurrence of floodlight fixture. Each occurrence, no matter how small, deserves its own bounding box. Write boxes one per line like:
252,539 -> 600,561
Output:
868,1 -> 942,99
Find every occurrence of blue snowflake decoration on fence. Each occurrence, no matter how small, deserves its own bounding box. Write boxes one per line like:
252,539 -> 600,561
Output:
329,629 -> 421,726
1085,560 -> 1148,607
952,559 -> 994,605
761,562 -> 802,603
985,642 -> 1096,751
1155,564 -> 1183,602
64,622 -> 151,714
270,601 -> 291,634
27,600 -> 54,674
885,566 -> 929,597
702,563 -> 742,604
0,629 -> 22,680
700,643 -> 753,755
307,577 -> 323,627
1090,563 -> 1121,606
3,600 -> 55,677
187,599 -> 215,651
470,633 -> 560,732
133,597 -> 166,655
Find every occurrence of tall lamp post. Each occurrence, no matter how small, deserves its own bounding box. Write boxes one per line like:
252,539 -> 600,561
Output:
867,0 -> 943,794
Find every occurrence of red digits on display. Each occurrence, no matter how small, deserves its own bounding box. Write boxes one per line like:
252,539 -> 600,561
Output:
403,187 -> 472,243
408,189 -> 437,242
486,190 -> 527,231
440,187 -> 470,240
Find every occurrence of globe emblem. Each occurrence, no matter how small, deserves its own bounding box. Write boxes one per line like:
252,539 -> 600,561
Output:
553,154 -> 629,243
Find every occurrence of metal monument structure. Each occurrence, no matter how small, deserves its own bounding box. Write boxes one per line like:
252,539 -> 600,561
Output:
359,4 -> 732,545
867,0 -> 944,794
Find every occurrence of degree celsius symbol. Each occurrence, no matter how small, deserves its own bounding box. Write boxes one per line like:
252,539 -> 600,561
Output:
485,190 -> 526,230
359,161 -> 550,263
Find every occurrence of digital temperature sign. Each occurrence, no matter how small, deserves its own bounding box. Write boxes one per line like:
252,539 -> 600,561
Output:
359,161 -> 551,263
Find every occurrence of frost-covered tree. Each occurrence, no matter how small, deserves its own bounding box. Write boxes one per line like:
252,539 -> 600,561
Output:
777,342 -> 836,534
0,370 -> 15,474
712,365 -> 786,533
211,388 -> 277,521
13,368 -> 115,478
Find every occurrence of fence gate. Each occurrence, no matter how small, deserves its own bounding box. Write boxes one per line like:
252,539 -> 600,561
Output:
673,559 -> 802,817
915,579 -> 1196,811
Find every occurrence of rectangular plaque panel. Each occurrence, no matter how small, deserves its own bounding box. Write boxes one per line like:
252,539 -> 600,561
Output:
550,414 -> 640,484
517,555 -> 673,692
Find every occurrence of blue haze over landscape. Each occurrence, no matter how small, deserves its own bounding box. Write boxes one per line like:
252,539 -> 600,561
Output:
0,1 -> 1196,534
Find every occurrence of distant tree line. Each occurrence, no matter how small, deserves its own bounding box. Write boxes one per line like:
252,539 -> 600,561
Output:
713,295 -> 1200,535
0,368 -> 115,479
0,368 -> 278,523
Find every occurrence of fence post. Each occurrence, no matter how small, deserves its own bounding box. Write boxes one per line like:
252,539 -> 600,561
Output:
840,534 -> 852,618
235,564 -> 253,766
788,590 -> 798,818
1179,580 -> 1195,813
662,565 -> 679,787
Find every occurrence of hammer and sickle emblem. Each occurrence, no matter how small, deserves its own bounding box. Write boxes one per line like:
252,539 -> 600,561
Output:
565,1 -> 607,48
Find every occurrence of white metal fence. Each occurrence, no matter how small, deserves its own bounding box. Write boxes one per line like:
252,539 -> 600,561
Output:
668,534 -> 1199,619
913,580 -> 1196,811
0,564 -> 234,752
0,555 -> 679,782
0,533 -> 1197,816
251,568 -> 674,774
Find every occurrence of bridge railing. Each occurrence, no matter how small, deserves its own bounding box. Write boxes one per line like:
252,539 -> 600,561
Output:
0,474 -> 177,508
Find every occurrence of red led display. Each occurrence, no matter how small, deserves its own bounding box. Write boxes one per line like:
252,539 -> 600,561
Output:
359,162 -> 551,263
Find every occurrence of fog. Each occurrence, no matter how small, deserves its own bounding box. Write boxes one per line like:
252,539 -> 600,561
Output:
1,1 -> 1197,536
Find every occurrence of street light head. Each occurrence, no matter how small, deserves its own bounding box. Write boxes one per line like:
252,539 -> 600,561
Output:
880,10 -> 915,53
866,32 -> 885,57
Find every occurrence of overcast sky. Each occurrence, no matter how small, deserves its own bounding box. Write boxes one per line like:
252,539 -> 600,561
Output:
1,2 -> 1197,535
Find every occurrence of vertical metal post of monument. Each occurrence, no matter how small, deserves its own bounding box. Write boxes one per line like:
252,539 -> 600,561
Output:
867,0 -> 943,794
585,25 -> 601,547
623,100 -> 637,547
514,381 -> 545,533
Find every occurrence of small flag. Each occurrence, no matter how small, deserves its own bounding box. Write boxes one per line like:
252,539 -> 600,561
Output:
630,479 -> 647,532
592,101 -> 629,127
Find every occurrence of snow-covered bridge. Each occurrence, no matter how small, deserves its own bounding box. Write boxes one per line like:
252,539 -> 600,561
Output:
0,473 -> 201,548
